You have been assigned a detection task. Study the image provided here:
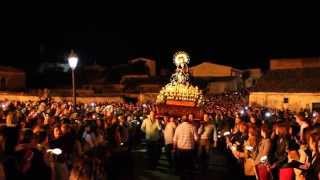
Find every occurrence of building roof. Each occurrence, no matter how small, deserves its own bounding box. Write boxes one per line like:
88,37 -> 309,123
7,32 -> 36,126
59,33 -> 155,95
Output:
193,76 -> 238,82
189,62 -> 242,78
270,57 -> 320,70
190,62 -> 239,71
244,68 -> 261,72
0,66 -> 24,73
253,68 -> 320,92
192,76 -> 240,88
129,57 -> 155,64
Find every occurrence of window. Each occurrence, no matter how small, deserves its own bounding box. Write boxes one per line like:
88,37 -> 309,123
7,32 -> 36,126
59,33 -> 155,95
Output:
283,97 -> 289,103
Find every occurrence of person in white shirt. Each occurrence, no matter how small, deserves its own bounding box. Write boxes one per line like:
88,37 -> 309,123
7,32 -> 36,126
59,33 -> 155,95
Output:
197,113 -> 216,173
82,125 -> 96,149
141,111 -> 162,169
163,116 -> 176,168
173,115 -> 198,179
295,114 -> 310,144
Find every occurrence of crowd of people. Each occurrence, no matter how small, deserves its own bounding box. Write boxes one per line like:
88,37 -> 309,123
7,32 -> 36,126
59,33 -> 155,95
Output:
140,90 -> 320,180
0,99 -> 152,179
0,89 -> 319,180
222,106 -> 320,180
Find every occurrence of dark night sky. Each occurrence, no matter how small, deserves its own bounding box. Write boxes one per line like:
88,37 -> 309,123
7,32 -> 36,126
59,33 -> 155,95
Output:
37,12 -> 320,71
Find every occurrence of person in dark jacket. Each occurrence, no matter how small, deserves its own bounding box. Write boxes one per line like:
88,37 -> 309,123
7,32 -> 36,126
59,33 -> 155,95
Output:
14,128 -> 51,179
302,132 -> 320,180
270,123 -> 289,179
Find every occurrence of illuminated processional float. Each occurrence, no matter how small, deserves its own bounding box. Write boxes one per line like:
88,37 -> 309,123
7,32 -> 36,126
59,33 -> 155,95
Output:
156,51 -> 205,119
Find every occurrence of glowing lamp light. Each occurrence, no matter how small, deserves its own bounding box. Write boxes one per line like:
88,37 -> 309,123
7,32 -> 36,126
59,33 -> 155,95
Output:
260,156 -> 268,162
68,50 -> 78,70
173,51 -> 190,67
156,51 -> 204,106
47,148 -> 62,155
313,112 -> 317,117
223,131 -> 231,136
265,112 -> 271,118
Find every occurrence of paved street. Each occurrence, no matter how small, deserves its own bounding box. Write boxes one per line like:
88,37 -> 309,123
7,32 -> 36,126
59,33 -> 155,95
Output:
125,146 -> 231,180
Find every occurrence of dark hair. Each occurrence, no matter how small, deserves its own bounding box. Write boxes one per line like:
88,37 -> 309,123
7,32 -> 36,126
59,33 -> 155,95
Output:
4,127 -> 19,155
308,132 -> 320,153
261,125 -> 271,138
21,128 -> 34,144
35,130 -> 47,144
250,114 -> 257,120
61,118 -> 71,125
50,123 -> 61,140
277,123 -> 288,138
295,113 -> 306,122
239,122 -> 248,133
181,115 -> 187,122
289,124 -> 299,136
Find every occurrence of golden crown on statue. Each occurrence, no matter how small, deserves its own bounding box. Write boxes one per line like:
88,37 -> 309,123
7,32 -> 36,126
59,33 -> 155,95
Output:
156,51 -> 204,107
173,51 -> 190,67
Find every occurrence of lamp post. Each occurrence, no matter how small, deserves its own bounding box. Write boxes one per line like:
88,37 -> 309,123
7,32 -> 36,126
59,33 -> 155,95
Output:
68,50 -> 78,111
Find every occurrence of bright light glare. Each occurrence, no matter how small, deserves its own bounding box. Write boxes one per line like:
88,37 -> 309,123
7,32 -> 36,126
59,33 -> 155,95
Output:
260,156 -> 268,162
224,131 -> 231,136
265,112 -> 271,117
47,148 -> 62,155
68,54 -> 78,70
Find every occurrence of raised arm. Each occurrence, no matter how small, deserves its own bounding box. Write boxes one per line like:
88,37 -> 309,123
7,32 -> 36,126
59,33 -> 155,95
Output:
141,119 -> 146,133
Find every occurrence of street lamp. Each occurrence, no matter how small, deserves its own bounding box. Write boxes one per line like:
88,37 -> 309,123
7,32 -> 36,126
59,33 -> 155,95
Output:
68,50 -> 78,111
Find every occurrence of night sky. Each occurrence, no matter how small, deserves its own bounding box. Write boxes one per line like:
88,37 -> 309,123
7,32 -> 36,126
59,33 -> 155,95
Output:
37,14 -> 320,71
